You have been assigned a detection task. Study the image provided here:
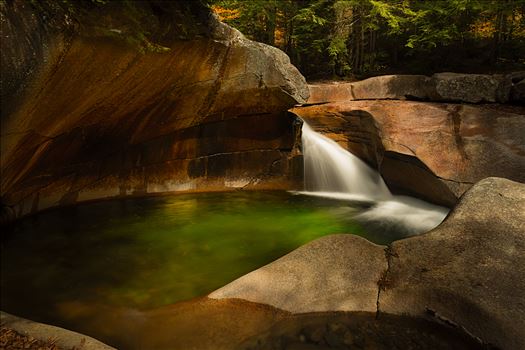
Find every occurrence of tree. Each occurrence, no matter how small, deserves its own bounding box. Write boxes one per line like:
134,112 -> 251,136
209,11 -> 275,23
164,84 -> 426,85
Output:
210,0 -> 525,78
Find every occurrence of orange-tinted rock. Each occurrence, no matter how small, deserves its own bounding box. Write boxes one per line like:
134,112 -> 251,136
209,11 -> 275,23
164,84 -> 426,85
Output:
0,2 -> 308,220
291,100 -> 525,206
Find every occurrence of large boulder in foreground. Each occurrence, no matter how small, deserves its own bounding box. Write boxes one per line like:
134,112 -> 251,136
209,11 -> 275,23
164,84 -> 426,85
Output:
211,177 -> 525,350
291,100 -> 525,206
380,177 -> 525,350
209,234 -> 387,313
308,72 -> 519,104
0,0 -> 308,220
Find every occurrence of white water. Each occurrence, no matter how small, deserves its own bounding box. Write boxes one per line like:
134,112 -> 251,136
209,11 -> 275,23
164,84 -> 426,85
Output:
299,122 -> 449,236
302,123 -> 391,200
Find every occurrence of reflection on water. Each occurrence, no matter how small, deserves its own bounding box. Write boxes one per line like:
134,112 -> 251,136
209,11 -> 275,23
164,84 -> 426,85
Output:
0,191 -> 438,349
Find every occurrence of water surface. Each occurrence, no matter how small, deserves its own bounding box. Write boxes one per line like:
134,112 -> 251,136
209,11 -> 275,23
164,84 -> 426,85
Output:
1,192 -> 379,315
0,191 -> 449,348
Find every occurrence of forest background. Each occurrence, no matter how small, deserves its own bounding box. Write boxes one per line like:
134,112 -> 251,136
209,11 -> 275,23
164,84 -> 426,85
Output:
210,0 -> 525,79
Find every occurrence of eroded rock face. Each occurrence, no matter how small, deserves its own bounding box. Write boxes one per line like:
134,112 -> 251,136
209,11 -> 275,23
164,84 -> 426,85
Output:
0,1 -> 308,220
308,73 -> 518,104
211,178 -> 525,350
291,100 -> 525,206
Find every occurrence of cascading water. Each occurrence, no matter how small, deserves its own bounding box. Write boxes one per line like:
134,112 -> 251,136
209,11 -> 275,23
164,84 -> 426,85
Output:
299,122 -> 449,236
302,123 -> 391,201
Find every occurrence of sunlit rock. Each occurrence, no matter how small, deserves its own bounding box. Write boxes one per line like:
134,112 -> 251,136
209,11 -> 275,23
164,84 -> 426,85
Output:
291,100 -> 525,206
0,0 -> 308,220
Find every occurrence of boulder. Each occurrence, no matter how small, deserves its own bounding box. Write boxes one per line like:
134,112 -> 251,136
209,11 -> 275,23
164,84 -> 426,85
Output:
308,75 -> 432,104
352,74 -> 432,100
432,72 -> 509,103
291,100 -> 525,206
307,73 -> 513,104
380,177 -> 525,350
210,177 -> 525,350
0,1 -> 308,220
307,82 -> 355,104
209,234 -> 388,313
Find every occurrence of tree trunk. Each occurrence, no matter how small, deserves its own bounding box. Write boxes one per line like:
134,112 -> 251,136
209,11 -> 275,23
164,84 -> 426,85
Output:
266,5 -> 276,46
492,8 -> 504,63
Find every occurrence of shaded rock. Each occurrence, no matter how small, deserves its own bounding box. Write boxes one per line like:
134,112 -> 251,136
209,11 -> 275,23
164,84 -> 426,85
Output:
508,71 -> 525,104
307,75 -> 432,104
209,234 -> 388,313
291,100 -> 525,206
240,312 -> 485,350
0,1 -> 308,220
380,177 -> 525,350
0,311 -> 115,349
432,72 -> 509,103
211,177 -> 524,350
307,73 -> 514,104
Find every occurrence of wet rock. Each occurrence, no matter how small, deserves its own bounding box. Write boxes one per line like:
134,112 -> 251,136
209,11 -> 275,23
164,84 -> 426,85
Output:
291,100 -> 525,206
241,312 -> 484,350
0,1 -> 308,220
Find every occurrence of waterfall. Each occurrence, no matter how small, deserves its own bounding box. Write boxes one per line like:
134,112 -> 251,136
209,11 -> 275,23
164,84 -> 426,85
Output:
302,123 -> 391,201
299,122 -> 449,235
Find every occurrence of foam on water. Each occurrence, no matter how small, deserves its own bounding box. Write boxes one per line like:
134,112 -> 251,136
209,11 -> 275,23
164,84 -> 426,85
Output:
302,123 -> 392,200
300,122 -> 449,235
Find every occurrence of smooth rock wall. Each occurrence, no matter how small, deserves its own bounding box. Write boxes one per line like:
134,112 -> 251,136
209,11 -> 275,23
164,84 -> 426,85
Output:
0,1 -> 308,221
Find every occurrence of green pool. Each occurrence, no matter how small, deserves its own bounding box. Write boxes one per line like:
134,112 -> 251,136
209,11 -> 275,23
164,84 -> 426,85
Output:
0,191 -> 417,348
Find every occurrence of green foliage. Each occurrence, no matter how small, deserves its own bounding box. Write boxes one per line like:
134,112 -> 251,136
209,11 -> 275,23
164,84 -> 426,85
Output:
294,5 -> 328,25
210,0 -> 525,77
26,0 -> 221,54
25,0 -> 525,73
